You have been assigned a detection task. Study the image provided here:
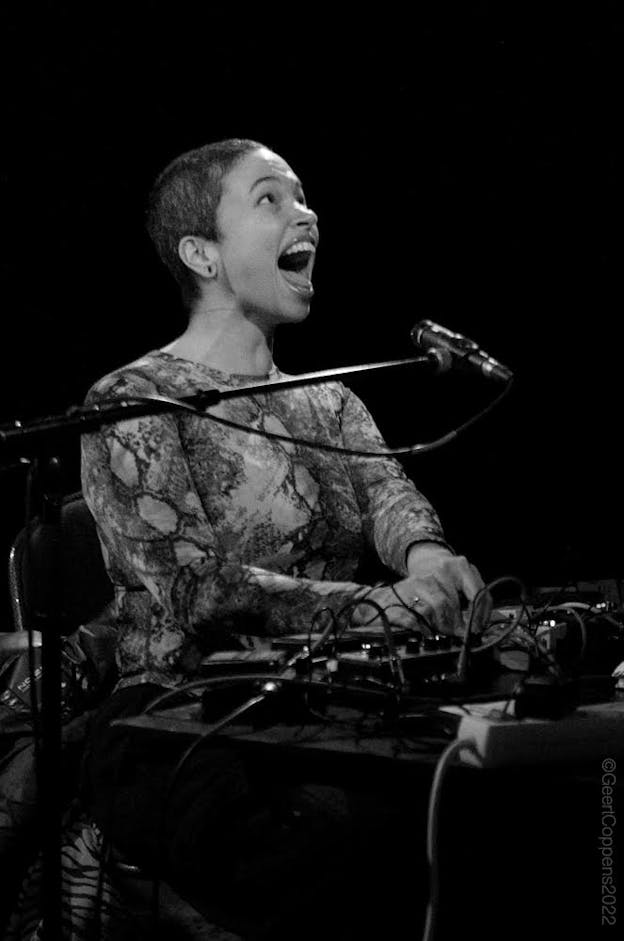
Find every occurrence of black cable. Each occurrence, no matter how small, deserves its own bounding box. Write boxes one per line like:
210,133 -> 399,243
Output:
389,584 -> 434,634
467,576 -> 530,655
341,583 -> 383,627
335,597 -> 406,693
97,378 -> 512,460
533,604 -> 589,672
304,606 -> 338,710
522,614 -> 569,678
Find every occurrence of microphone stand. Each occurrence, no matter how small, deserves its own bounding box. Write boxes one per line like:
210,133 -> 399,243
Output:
0,353 -> 439,939
36,457 -> 65,941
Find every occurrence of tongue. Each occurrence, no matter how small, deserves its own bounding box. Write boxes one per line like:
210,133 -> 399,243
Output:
281,268 -> 309,285
280,268 -> 313,295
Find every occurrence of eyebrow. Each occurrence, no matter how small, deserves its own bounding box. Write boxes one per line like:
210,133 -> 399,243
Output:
249,174 -> 304,193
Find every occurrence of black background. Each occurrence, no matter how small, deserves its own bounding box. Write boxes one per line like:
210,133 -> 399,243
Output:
1,5 -> 623,624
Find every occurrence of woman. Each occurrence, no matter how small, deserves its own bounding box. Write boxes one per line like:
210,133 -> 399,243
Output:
80,138 -> 487,938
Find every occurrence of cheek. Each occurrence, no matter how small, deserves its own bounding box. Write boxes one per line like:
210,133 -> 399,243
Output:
237,244 -> 278,287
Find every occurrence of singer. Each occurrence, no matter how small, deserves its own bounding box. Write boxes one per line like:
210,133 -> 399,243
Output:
79,139 -> 488,938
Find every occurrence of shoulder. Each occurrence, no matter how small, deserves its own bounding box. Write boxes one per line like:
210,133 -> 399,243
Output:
272,367 -> 349,412
84,351 -> 176,404
303,380 -> 364,422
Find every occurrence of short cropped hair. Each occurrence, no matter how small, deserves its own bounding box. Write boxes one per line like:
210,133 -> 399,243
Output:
146,138 -> 264,307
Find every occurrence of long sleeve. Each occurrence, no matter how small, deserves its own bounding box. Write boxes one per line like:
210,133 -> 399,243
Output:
338,386 -> 451,574
81,353 -> 451,688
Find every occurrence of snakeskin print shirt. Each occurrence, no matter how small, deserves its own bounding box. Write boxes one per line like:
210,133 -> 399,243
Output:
81,351 -> 449,689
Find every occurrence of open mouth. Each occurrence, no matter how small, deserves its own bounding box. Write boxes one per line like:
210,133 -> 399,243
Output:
277,242 -> 315,298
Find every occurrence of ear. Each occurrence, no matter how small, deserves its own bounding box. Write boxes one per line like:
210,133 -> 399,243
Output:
178,235 -> 220,281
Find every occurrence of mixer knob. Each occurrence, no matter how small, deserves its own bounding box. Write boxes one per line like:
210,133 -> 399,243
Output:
362,642 -> 388,660
405,635 -> 422,654
422,634 -> 452,651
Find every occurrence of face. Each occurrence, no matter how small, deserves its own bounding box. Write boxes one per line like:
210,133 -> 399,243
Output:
213,147 -> 319,323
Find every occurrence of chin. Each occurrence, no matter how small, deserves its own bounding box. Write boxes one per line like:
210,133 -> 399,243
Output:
279,300 -> 312,324
245,297 -> 311,329
266,291 -> 313,325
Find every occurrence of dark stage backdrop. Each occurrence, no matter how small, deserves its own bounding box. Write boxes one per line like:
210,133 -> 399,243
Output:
1,9 -> 623,628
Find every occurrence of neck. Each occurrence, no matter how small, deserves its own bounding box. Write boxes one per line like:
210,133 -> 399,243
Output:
162,302 -> 275,376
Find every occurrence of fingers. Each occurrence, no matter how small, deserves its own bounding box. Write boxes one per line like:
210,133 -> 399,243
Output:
350,556 -> 491,638
450,558 -> 492,634
414,555 -> 491,634
405,577 -> 461,636
351,581 -> 456,636
434,554 -> 483,602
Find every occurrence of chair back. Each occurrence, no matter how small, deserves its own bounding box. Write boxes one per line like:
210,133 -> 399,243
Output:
8,492 -> 114,636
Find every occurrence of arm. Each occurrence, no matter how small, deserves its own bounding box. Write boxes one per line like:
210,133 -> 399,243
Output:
338,387 -> 488,634
338,386 -> 451,572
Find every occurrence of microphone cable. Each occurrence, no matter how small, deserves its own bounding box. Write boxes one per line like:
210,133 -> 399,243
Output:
101,377 -> 513,460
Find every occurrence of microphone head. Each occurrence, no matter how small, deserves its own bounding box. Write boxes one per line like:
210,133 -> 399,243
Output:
427,347 -> 454,375
410,319 -> 514,383
411,321 -> 453,373
410,319 -> 436,347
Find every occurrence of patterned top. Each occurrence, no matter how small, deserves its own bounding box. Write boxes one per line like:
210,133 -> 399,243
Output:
80,350 -> 449,689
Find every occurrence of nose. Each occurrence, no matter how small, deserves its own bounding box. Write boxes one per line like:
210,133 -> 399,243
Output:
294,202 -> 318,230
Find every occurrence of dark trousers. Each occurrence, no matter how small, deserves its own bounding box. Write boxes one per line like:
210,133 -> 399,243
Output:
84,684 -> 429,939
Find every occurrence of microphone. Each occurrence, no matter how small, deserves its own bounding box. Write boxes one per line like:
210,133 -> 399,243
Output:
411,319 -> 513,383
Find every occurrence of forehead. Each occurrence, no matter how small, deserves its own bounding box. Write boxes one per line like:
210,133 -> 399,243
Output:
223,147 -> 301,194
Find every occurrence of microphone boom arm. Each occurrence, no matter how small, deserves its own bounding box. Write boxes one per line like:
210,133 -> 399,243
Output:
0,354 -> 441,459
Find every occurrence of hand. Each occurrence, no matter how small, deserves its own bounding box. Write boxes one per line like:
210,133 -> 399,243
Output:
352,544 -> 490,637
405,543 -> 490,636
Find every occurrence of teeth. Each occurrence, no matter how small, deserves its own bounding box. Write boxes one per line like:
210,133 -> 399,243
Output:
282,241 -> 315,256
